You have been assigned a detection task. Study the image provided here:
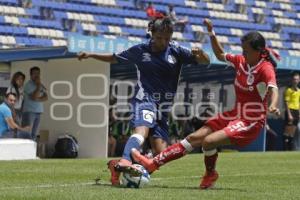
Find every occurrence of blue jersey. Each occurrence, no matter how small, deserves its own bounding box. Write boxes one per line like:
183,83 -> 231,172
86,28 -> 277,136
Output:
114,40 -> 197,104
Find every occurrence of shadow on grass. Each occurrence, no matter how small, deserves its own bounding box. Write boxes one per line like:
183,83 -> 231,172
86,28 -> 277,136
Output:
149,184 -> 247,192
93,182 -> 247,192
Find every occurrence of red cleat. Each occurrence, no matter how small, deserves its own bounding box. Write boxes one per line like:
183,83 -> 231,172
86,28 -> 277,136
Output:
114,158 -> 143,177
131,148 -> 159,173
107,159 -> 120,186
200,170 -> 219,189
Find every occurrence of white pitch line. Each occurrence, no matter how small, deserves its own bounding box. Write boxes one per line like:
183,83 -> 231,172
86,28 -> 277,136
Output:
0,182 -> 96,191
0,171 -> 299,191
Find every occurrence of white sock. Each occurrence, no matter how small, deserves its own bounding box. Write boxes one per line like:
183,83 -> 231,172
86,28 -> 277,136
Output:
131,133 -> 145,145
180,139 -> 193,152
202,148 -> 217,156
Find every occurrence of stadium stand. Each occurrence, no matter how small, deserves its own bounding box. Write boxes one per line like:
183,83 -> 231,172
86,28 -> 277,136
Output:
0,0 -> 299,57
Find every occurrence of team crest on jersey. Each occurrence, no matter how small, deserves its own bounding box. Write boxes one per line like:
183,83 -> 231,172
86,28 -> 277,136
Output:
142,53 -> 151,62
168,55 -> 176,64
247,74 -> 255,85
142,110 -> 154,123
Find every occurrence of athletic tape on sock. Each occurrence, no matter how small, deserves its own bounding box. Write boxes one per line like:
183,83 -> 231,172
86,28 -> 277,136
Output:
180,139 -> 193,152
202,148 -> 217,156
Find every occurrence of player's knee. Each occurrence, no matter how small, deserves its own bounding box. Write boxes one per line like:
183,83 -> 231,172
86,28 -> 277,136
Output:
202,136 -> 215,149
186,128 -> 211,144
186,133 -> 204,144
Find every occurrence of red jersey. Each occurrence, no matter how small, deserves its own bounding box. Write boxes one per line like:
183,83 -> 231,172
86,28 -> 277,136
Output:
225,53 -> 277,121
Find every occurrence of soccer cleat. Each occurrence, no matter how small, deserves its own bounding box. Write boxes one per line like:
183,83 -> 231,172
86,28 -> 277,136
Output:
114,158 -> 143,177
107,159 -> 121,186
131,148 -> 159,173
199,170 -> 219,189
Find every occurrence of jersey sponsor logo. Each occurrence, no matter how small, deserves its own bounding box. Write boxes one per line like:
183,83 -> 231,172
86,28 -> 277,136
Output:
142,110 -> 154,123
142,53 -> 151,62
167,55 -> 176,64
235,79 -> 253,91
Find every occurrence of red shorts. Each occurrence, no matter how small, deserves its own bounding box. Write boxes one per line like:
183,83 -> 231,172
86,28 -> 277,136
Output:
205,110 -> 264,147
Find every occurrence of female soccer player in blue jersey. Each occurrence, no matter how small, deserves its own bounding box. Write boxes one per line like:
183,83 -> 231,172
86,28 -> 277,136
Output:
78,17 -> 210,185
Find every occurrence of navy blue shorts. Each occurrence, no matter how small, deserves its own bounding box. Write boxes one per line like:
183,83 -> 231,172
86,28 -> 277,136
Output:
130,98 -> 169,142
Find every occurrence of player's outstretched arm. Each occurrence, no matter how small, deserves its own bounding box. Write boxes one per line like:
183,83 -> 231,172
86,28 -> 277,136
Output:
77,52 -> 117,64
191,47 -> 210,64
204,18 -> 226,62
268,87 -> 280,116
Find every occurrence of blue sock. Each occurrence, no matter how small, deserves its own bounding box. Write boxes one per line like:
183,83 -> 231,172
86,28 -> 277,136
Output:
122,134 -> 144,162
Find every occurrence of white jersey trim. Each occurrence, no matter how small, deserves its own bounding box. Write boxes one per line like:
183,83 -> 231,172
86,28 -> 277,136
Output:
135,64 -> 145,100
224,53 -> 235,68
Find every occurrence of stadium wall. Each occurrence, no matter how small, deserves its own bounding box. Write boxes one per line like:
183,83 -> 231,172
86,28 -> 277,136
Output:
10,58 -> 110,158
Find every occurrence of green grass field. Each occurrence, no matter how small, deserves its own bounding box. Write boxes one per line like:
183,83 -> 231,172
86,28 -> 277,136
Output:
0,152 -> 300,200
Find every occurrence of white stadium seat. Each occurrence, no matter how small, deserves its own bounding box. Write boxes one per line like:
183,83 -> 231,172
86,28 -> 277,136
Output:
255,1 -> 267,7
191,25 -> 204,32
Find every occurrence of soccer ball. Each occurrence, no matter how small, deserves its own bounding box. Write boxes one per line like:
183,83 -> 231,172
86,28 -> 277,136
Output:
121,164 -> 150,188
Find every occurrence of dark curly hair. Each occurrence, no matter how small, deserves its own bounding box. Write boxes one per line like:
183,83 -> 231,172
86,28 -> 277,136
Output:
148,17 -> 174,34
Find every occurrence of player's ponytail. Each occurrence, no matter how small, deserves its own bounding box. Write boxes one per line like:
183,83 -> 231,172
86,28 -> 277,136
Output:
241,31 -> 280,68
260,47 -> 280,68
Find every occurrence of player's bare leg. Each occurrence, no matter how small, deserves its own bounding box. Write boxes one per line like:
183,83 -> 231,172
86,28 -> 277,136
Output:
149,136 -> 168,156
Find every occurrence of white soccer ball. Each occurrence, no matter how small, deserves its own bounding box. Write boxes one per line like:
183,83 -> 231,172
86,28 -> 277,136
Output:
121,164 -> 150,188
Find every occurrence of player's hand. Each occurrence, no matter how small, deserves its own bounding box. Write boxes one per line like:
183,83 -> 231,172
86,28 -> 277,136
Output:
191,47 -> 203,57
21,126 -> 31,132
203,18 -> 213,32
77,52 -> 90,61
268,106 -> 280,116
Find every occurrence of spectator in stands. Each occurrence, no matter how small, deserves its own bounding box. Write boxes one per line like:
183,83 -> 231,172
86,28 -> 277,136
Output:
168,114 -> 181,144
19,0 -> 32,8
108,126 -> 117,157
6,72 -> 25,124
62,19 -> 76,32
108,109 -> 116,157
146,2 -> 164,20
40,7 -> 54,20
134,0 -> 145,10
0,93 -> 30,138
283,72 -> 300,150
166,4 -> 188,32
21,66 -> 48,140
115,113 -> 132,157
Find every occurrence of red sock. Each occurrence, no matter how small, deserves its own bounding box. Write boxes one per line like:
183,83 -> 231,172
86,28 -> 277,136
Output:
153,143 -> 187,167
204,153 -> 218,172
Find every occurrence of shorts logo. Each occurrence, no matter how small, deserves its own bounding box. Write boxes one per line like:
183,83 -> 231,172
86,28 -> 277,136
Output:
142,110 -> 154,123
229,121 -> 245,132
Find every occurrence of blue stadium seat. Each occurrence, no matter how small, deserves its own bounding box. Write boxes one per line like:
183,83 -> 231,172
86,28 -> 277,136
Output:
0,0 -> 297,56
116,0 -> 135,9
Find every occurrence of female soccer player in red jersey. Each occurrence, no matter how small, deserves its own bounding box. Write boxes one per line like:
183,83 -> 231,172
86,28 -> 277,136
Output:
132,18 -> 281,189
